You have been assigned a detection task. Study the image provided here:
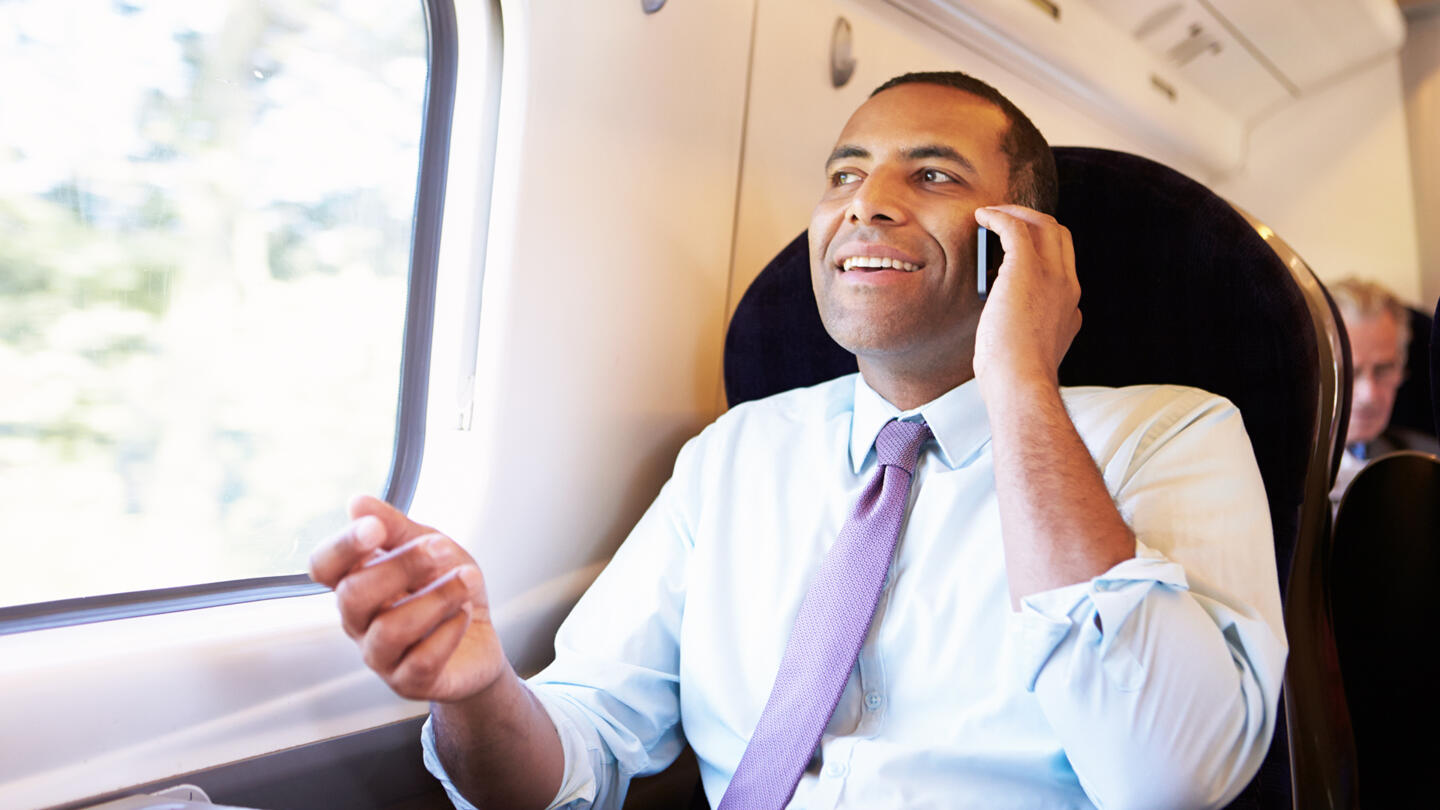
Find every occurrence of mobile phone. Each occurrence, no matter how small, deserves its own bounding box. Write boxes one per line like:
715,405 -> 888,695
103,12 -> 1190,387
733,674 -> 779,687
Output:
977,224 -> 1004,300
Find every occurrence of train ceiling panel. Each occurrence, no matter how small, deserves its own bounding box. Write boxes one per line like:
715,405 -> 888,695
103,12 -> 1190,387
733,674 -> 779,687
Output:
1092,0 -> 1405,109
885,0 -> 1405,175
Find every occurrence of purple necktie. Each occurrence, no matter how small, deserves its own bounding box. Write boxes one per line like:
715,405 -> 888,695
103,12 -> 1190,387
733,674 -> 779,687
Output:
718,418 -> 932,810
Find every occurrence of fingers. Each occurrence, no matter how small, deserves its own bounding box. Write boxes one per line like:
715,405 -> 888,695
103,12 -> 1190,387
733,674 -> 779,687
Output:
971,204 -> 1082,382
309,514 -> 387,588
389,611 -> 472,700
348,494 -> 438,549
335,533 -> 473,638
309,496 -> 438,588
974,205 -> 1074,282
360,565 -> 483,691
978,203 -> 1057,226
1060,218 -> 1076,281
312,497 -> 495,702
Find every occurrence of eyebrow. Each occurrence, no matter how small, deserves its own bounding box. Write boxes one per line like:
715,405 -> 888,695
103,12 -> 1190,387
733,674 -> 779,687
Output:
825,145 -> 870,166
905,144 -> 977,176
824,143 -> 978,177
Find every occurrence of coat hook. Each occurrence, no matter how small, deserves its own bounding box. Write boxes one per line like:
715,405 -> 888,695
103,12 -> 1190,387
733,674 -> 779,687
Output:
831,17 -> 856,88
642,0 -> 665,14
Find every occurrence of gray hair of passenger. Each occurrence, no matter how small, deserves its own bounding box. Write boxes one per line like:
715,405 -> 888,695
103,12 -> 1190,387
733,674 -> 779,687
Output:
870,71 -> 1059,216
1330,277 -> 1412,353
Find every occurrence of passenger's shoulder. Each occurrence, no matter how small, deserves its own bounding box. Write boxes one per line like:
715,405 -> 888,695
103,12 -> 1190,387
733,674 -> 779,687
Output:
1383,426 -> 1440,455
1061,383 -> 1248,458
673,374 -> 855,475
1061,383 -> 1238,421
713,373 -> 856,433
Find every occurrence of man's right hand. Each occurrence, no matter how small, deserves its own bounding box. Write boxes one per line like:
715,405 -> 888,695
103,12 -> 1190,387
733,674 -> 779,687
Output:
309,495 -> 511,704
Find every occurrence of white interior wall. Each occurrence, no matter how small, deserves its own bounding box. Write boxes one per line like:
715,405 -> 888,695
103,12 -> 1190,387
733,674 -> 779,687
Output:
411,0 -> 756,675
1214,56 -> 1424,305
1401,9 -> 1440,310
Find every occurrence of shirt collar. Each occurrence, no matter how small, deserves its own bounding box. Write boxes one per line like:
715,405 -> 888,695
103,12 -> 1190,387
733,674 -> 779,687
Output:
849,374 -> 991,473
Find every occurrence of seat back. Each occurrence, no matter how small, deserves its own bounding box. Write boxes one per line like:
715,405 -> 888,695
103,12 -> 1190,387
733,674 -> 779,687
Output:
1330,451 -> 1440,806
1432,296 -> 1440,435
723,147 -> 1353,808
1391,306 -> 1436,439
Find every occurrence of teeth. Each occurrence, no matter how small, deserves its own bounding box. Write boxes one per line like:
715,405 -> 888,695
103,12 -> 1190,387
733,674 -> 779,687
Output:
841,256 -> 920,272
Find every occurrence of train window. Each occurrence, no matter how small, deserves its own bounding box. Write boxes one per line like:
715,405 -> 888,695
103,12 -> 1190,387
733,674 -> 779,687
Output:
0,0 -> 452,619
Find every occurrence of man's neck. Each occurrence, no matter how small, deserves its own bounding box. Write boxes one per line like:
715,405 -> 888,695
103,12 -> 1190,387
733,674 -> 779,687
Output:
857,357 -> 976,411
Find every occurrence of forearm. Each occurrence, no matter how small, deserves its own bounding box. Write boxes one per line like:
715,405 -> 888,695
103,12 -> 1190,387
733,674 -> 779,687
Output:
432,669 -> 566,809
983,374 -> 1134,607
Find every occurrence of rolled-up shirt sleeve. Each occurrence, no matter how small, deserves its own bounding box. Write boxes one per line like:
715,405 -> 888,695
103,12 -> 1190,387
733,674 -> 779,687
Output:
420,692 -> 612,810
1011,387 -> 1288,809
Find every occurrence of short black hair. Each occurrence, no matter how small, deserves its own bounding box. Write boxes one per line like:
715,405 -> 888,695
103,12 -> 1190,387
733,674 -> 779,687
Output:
871,71 -> 1058,215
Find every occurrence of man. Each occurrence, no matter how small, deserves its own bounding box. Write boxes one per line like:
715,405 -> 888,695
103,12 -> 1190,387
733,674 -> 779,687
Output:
1328,278 -> 1439,509
310,72 -> 1285,809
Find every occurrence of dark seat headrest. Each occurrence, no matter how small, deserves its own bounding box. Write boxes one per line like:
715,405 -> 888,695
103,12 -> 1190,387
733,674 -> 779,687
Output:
1392,306 -> 1436,438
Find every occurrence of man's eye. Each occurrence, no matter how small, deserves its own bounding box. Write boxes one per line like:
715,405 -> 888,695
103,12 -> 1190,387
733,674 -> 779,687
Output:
830,170 -> 861,187
921,168 -> 956,183
1374,363 -> 1403,382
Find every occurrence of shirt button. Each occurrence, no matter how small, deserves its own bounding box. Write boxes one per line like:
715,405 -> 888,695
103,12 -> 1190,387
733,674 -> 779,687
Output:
825,761 -> 847,777
864,691 -> 882,711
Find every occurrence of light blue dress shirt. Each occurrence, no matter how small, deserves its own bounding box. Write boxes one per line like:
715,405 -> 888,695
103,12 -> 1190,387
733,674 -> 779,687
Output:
423,374 -> 1287,809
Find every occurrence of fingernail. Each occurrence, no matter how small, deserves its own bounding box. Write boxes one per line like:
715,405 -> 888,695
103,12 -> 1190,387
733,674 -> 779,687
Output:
355,516 -> 384,549
424,536 -> 453,562
458,566 -> 483,591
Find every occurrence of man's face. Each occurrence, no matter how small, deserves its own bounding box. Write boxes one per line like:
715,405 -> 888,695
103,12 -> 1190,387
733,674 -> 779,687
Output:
809,84 -> 1012,371
1345,311 -> 1405,445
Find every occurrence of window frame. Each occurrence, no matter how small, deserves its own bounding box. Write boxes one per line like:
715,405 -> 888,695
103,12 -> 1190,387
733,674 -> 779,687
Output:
0,0 -> 459,637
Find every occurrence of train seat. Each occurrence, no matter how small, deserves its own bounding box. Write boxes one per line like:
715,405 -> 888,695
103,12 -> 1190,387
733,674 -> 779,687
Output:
1330,449 -> 1440,807
1324,297 -> 1440,810
1390,305 -> 1437,439
1318,293 -> 1440,802
722,146 -> 1352,809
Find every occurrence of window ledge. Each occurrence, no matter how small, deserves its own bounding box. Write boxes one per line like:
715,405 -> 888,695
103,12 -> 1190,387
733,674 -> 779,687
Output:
0,559 -> 601,810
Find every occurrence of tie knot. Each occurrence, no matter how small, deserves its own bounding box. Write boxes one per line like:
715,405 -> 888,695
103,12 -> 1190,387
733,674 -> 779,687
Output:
875,418 -> 931,474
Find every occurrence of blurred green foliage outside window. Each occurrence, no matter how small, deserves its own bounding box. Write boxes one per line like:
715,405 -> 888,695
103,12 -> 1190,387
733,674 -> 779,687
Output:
0,0 -> 428,607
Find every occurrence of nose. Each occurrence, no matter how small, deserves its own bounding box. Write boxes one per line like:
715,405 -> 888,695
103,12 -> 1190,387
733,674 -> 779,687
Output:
848,169 -> 907,226
1352,374 -> 1378,409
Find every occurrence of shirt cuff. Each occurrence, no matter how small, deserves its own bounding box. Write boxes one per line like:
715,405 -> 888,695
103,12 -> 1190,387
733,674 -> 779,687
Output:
1011,554 -> 1190,692
420,714 -> 481,810
419,700 -> 598,810
529,689 -> 609,808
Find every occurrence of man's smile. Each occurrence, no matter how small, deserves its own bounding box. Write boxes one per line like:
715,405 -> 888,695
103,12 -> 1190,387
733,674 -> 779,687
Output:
840,256 -> 921,272
833,244 -> 925,273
